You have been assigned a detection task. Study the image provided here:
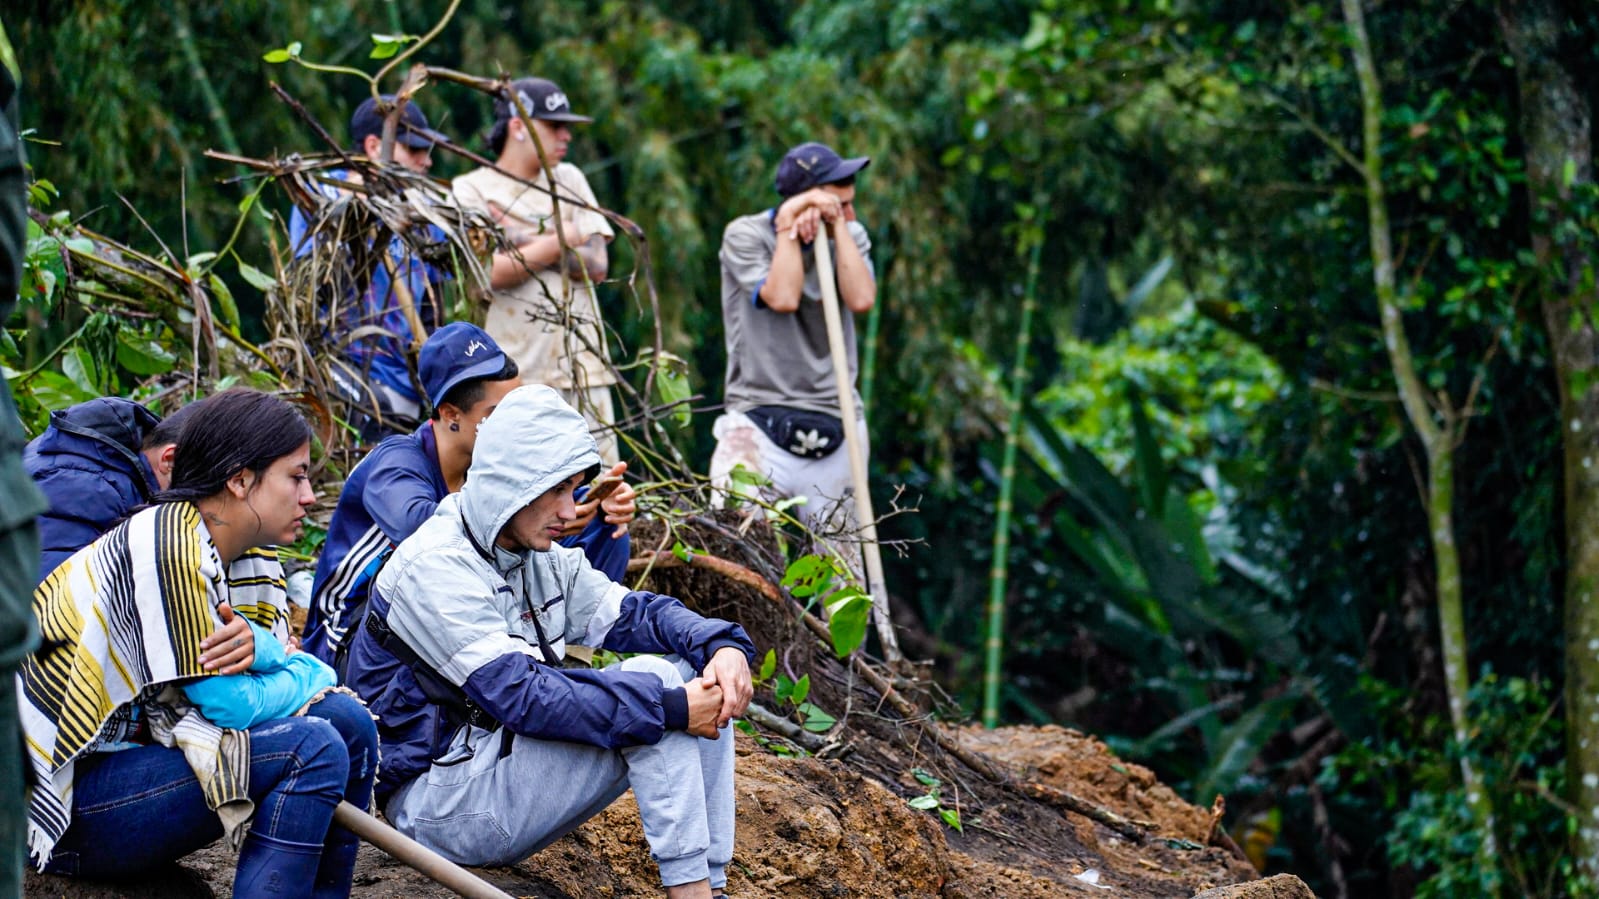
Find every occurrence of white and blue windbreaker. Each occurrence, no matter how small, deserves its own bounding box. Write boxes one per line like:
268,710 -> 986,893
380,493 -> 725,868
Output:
344,385 -> 753,804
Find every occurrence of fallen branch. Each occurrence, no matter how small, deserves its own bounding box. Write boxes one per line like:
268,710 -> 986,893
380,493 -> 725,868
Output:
635,545 -> 1155,842
745,700 -> 833,754
1016,782 -> 1156,836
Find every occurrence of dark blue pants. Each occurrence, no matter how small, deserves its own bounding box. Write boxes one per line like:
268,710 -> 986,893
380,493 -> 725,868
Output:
42,692 -> 375,897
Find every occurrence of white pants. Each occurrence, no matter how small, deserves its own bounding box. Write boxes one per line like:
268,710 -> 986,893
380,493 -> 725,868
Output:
709,410 -> 869,575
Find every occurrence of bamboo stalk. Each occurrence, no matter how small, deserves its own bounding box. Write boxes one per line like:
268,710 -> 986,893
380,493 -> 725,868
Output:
982,234 -> 1043,729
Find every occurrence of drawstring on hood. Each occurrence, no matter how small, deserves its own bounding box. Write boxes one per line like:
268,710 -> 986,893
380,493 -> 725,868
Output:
459,385 -> 601,553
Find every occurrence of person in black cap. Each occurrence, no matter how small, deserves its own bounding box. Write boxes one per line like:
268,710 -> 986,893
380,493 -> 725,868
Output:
287,94 -> 453,443
710,141 -> 876,567
452,77 -> 622,464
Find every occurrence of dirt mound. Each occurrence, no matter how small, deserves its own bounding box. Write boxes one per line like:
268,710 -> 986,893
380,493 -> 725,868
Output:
24,727 -> 1258,898
958,725 -> 1213,844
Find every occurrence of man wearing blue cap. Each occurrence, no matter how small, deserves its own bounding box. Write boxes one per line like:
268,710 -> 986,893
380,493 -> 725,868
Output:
288,95 -> 453,443
710,141 -> 876,553
302,322 -> 635,672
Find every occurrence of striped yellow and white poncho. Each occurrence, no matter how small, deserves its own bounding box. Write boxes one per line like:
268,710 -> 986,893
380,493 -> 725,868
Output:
18,500 -> 294,866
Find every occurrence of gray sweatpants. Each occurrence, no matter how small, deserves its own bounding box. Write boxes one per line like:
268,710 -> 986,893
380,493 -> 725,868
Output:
386,656 -> 735,888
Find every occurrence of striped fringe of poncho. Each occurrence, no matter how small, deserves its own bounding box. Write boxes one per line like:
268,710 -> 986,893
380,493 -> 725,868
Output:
18,501 -> 290,866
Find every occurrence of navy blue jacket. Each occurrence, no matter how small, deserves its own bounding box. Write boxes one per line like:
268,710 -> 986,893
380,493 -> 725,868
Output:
24,398 -> 161,583
346,586 -> 753,808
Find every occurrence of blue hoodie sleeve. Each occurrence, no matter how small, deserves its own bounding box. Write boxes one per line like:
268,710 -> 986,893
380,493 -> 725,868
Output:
599,591 -> 756,672
461,655 -> 687,747
182,652 -> 337,730
248,621 -> 287,672
362,449 -> 444,543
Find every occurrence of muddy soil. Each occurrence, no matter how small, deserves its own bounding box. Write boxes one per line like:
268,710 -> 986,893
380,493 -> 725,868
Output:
24,514 -> 1268,898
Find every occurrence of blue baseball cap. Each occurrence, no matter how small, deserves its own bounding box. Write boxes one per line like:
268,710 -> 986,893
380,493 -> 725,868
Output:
775,141 -> 870,197
419,323 -> 510,409
349,95 -> 448,150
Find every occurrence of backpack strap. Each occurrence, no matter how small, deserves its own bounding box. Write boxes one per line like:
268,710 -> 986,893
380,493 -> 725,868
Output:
364,607 -> 502,732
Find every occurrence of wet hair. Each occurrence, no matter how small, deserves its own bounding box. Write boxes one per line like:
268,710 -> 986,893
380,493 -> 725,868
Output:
157,388 -> 312,503
141,398 -> 206,451
430,357 -> 521,420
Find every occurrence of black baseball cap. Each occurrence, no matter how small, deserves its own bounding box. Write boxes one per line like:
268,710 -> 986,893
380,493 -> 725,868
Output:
349,95 -> 448,150
494,77 -> 593,124
775,142 -> 870,197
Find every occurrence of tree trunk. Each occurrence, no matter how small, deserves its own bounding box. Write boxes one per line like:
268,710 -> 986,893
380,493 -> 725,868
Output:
1499,0 -> 1599,876
1340,0 -> 1499,888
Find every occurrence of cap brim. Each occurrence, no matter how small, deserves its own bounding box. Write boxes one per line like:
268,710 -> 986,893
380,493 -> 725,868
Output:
397,125 -> 450,148
431,353 -> 509,406
828,156 -> 871,181
536,112 -> 594,124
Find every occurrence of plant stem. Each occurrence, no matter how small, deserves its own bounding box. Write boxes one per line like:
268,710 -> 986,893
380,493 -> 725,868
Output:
982,232 -> 1043,729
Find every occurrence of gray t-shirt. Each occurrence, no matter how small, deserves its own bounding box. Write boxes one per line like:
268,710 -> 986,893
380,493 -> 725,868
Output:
719,211 -> 873,417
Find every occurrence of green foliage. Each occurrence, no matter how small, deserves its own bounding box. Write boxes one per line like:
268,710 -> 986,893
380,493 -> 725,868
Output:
6,212 -> 191,432
1328,673 -> 1592,899
906,768 -> 962,832
781,553 -> 872,658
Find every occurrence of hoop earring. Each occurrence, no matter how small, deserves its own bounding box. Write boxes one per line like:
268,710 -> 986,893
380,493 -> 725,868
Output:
449,421 -> 461,432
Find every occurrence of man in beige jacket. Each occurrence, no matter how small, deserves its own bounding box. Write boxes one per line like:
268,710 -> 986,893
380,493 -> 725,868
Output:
453,77 -> 620,463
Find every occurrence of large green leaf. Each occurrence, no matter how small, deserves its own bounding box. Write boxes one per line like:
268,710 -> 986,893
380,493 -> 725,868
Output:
62,347 -> 99,394
1191,693 -> 1299,803
1127,384 -> 1168,518
116,331 -> 178,376
26,370 -> 96,411
825,589 -> 872,658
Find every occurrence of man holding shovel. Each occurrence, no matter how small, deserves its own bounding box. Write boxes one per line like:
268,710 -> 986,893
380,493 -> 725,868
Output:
710,141 -> 875,560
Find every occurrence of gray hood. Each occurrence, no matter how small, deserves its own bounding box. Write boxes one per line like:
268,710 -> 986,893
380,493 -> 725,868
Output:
459,384 -> 601,552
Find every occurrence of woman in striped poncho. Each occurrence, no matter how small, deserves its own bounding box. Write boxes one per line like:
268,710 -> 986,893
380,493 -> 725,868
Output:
19,388 -> 377,898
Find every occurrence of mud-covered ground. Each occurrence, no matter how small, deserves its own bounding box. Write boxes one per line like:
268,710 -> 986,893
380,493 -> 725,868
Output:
25,725 -> 1257,898
24,515 -> 1265,898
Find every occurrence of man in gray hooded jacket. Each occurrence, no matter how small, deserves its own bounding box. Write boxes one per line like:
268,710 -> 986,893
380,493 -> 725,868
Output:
345,385 -> 754,899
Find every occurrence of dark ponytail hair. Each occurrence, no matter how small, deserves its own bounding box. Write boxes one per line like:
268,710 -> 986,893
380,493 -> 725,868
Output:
487,118 -> 510,157
157,388 -> 312,503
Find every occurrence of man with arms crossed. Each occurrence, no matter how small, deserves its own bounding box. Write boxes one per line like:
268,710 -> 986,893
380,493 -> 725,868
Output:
453,78 -> 622,463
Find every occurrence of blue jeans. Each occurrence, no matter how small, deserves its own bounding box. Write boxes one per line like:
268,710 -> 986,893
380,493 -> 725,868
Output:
42,692 -> 375,896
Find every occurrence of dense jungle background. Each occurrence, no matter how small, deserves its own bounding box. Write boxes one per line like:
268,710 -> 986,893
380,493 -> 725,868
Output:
8,1 -> 1599,896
